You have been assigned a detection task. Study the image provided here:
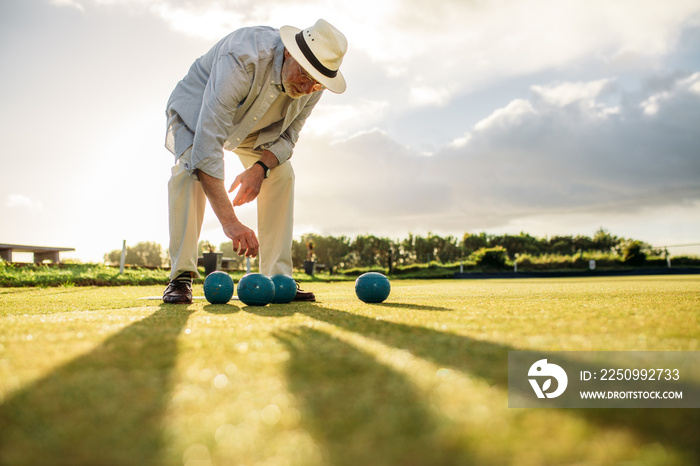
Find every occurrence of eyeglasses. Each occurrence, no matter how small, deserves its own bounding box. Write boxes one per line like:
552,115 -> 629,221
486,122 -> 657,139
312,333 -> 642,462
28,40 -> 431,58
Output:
297,62 -> 325,91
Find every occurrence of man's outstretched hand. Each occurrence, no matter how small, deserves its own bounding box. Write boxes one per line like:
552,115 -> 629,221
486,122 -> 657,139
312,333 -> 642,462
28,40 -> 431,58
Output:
229,149 -> 279,206
229,165 -> 264,206
223,221 -> 259,257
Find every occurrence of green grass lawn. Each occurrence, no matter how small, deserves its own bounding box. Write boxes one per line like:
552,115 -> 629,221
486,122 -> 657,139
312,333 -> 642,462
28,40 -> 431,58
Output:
0,276 -> 698,465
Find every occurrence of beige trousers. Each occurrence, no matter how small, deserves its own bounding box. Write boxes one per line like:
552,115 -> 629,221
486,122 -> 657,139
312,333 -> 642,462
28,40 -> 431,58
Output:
168,146 -> 295,279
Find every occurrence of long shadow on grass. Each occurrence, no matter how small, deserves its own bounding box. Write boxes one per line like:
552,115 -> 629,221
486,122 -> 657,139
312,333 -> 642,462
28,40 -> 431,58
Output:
377,302 -> 452,311
275,327 -> 468,465
203,303 -> 241,314
244,302 -> 308,318
300,305 -> 700,462
0,305 -> 193,466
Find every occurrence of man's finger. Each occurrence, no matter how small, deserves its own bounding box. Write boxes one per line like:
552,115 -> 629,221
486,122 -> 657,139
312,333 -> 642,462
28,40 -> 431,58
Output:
228,174 -> 243,193
245,240 -> 257,257
241,233 -> 258,258
232,188 -> 249,207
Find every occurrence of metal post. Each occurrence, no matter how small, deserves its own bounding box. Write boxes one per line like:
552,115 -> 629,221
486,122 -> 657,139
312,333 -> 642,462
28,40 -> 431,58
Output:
119,240 -> 126,274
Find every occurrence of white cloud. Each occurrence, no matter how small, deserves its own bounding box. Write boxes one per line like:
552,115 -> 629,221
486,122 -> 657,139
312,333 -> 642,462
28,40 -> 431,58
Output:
408,85 -> 451,107
50,0 -> 700,105
303,99 -> 390,137
344,0 -> 700,98
6,194 -> 43,211
531,79 -> 614,107
640,92 -> 669,116
449,134 -> 472,149
474,99 -> 536,133
294,74 -> 700,236
50,0 -> 85,11
150,3 -> 251,41
641,72 -> 700,115
685,72 -> 700,94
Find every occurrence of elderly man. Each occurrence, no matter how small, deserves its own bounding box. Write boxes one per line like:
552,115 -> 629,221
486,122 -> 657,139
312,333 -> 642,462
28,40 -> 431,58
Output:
163,19 -> 348,304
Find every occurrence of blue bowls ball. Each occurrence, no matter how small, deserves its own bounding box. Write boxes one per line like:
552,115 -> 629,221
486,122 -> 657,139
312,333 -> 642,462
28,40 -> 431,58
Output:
203,271 -> 234,304
355,272 -> 391,303
237,273 -> 276,306
270,274 -> 297,303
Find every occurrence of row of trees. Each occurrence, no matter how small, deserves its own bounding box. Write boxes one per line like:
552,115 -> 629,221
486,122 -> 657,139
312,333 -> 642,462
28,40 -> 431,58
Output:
104,229 -> 658,270
103,240 -> 250,269
104,241 -> 165,268
290,228 -> 656,273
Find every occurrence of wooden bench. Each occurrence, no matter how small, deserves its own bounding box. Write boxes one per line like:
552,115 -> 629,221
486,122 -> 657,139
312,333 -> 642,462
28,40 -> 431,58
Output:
0,243 -> 75,264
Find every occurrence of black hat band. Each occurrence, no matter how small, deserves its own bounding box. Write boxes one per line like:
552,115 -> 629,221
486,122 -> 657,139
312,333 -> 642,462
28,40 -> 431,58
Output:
295,31 -> 338,78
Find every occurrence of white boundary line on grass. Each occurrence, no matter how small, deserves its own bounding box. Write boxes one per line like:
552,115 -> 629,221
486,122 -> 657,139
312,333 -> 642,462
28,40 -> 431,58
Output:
138,296 -> 240,301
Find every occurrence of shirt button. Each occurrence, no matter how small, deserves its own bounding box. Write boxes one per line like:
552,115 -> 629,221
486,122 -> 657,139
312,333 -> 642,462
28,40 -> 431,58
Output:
270,94 -> 275,99
253,117 -> 258,120
236,137 -> 241,141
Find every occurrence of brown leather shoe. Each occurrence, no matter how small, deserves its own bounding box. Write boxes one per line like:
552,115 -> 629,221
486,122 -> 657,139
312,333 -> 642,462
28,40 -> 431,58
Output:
163,280 -> 193,304
292,282 -> 316,302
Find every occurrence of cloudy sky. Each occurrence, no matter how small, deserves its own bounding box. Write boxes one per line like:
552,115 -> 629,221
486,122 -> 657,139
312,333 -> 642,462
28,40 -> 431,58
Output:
2,0 -> 700,262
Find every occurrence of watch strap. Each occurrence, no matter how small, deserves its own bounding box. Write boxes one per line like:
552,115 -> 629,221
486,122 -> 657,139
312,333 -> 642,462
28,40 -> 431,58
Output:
254,160 -> 270,178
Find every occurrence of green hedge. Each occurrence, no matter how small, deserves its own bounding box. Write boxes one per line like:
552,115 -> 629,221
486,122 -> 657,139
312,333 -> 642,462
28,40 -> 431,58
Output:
3,254 -> 699,287
472,247 -> 508,268
0,263 -> 171,287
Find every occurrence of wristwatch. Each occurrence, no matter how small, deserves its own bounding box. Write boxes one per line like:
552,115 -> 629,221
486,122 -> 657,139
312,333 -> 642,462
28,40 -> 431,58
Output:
254,161 -> 271,179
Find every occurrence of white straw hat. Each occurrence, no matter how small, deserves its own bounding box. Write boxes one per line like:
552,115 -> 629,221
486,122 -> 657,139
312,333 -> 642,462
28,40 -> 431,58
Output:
280,19 -> 348,94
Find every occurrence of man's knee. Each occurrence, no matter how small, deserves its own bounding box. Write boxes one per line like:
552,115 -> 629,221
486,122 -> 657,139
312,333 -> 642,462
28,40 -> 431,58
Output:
271,161 -> 295,185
